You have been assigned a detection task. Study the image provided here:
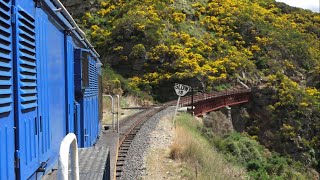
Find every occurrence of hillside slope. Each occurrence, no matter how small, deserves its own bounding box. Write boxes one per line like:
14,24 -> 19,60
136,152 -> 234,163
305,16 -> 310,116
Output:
64,0 -> 320,174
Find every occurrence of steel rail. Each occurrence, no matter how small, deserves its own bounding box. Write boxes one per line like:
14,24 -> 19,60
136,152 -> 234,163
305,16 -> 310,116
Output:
115,105 -> 168,179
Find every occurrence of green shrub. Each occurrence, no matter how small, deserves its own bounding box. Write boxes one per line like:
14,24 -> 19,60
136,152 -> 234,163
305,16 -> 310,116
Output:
214,132 -> 313,179
102,65 -> 152,101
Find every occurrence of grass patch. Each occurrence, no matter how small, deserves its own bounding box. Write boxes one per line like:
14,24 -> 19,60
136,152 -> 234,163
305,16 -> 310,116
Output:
213,83 -> 232,91
170,113 -> 246,179
102,96 -> 112,125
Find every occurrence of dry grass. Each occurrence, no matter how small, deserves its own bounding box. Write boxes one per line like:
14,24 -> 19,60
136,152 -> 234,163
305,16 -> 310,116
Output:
122,95 -> 153,107
170,114 -> 247,180
102,96 -> 112,125
170,127 -> 194,160
102,95 -> 152,125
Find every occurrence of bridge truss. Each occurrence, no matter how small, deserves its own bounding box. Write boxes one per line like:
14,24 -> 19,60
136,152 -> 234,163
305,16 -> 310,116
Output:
179,89 -> 251,116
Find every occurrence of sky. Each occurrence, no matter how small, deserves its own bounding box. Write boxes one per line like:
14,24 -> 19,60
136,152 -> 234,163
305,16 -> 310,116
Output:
276,0 -> 320,12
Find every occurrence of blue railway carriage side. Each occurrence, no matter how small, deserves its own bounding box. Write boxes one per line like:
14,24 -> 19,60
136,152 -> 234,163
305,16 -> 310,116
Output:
0,0 -> 103,179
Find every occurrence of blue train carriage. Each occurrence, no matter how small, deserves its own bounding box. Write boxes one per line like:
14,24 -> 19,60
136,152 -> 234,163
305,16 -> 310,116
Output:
74,48 -> 102,148
0,0 -> 103,179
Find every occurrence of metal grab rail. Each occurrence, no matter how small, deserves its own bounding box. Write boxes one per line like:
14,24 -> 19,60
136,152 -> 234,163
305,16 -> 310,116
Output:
103,95 -> 115,131
50,0 -> 100,58
116,95 -> 120,133
58,133 -> 79,180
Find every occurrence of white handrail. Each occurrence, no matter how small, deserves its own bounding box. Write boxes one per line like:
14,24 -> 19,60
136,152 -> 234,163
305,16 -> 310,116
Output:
104,95 -> 115,131
58,133 -> 79,180
116,95 -> 120,133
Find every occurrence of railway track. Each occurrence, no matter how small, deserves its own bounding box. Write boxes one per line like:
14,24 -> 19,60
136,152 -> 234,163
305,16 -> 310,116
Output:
115,105 -> 168,179
114,88 -> 250,179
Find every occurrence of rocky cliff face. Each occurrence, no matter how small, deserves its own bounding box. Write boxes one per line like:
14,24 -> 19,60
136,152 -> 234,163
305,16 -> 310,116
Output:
203,110 -> 234,135
203,87 -> 274,136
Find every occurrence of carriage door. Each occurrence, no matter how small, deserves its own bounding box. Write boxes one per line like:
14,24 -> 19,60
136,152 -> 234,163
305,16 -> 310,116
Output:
0,0 -> 15,179
36,8 -> 52,167
66,35 -> 75,133
13,2 -> 39,179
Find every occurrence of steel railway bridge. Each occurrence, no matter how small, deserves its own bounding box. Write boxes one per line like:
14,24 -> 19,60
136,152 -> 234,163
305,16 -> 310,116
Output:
179,88 -> 251,116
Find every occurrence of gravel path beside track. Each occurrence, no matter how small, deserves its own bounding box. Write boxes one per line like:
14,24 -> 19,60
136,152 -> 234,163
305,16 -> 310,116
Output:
119,107 -> 175,180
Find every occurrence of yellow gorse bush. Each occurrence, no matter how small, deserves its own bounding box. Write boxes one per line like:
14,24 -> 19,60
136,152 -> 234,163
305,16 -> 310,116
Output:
80,0 -> 319,97
172,12 -> 186,23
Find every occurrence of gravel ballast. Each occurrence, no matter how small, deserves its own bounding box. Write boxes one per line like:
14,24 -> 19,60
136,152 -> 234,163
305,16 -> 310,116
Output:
120,107 -> 175,180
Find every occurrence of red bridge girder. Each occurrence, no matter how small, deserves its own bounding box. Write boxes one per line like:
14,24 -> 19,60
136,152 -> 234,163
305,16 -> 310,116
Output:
179,89 -> 251,116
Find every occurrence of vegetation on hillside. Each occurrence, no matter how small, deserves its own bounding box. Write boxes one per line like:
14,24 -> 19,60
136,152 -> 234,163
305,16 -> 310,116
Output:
80,0 -> 319,94
212,132 -> 316,179
251,73 -> 320,170
102,65 -> 153,101
173,113 -> 314,179
70,0 -> 320,173
171,113 -> 246,179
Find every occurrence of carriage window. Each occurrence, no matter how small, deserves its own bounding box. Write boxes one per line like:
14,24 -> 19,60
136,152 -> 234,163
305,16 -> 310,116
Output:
81,51 -> 89,88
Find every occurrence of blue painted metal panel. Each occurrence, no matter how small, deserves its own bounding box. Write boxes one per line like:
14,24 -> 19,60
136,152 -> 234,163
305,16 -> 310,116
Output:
46,19 -> 67,161
15,0 -> 36,15
13,4 -> 39,179
93,95 -> 99,144
0,0 -> 15,179
83,97 -> 91,147
36,8 -> 52,165
66,36 -> 75,133
81,95 -> 99,147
